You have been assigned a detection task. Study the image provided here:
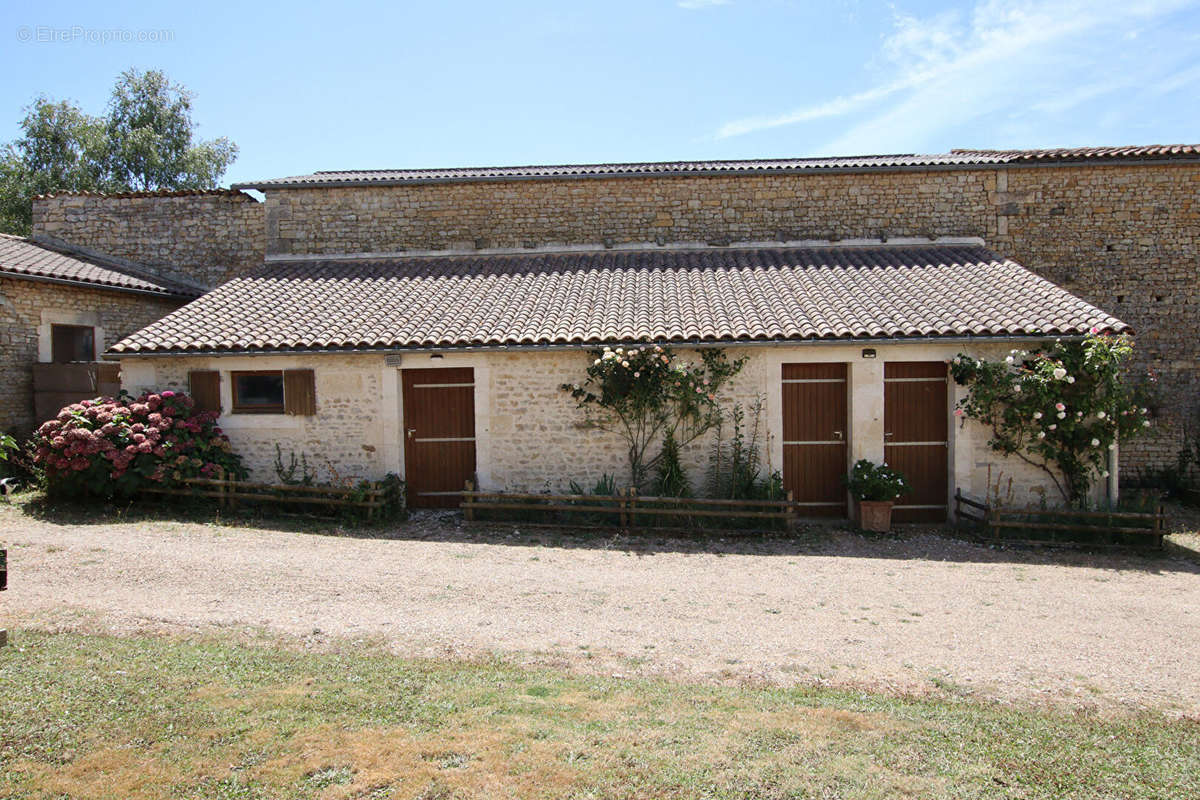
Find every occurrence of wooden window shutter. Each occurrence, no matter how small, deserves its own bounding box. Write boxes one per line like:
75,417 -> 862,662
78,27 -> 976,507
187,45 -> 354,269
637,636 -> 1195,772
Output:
189,370 -> 221,413
283,369 -> 316,416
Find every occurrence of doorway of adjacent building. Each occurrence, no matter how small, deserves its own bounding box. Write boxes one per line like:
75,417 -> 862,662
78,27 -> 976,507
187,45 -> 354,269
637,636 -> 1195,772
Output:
401,367 -> 476,508
884,362 -> 949,522
782,363 -> 848,517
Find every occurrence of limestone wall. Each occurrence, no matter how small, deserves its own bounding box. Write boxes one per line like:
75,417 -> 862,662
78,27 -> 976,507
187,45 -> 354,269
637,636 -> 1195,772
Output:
119,341 -> 1086,511
0,277 -> 182,435
261,161 -> 1197,475
31,191 -> 266,289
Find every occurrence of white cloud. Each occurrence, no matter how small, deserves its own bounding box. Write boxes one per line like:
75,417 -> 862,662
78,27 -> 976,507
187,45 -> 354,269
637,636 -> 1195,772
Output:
715,0 -> 1200,150
678,0 -> 731,8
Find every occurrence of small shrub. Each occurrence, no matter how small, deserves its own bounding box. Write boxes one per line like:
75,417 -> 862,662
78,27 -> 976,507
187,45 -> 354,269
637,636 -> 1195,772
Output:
845,459 -> 908,502
274,444 -> 315,486
31,391 -> 246,501
652,432 -> 690,498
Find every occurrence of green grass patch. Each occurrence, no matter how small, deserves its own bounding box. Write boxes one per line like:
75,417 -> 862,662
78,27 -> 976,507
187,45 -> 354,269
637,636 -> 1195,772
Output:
1,631 -> 1197,799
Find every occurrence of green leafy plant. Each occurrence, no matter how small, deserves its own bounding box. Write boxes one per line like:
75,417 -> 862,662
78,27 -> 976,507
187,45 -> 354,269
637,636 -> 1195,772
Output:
951,332 -> 1153,505
274,444 -> 315,486
652,432 -> 691,498
561,345 -> 745,489
31,390 -> 245,501
706,397 -> 782,500
846,459 -> 908,502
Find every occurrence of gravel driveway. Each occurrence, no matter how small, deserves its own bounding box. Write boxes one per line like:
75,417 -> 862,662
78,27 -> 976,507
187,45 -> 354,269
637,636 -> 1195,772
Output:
3,506 -> 1199,712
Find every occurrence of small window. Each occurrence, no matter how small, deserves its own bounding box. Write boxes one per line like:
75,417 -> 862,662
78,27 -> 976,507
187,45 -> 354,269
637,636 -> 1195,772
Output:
231,371 -> 285,414
51,324 -> 95,363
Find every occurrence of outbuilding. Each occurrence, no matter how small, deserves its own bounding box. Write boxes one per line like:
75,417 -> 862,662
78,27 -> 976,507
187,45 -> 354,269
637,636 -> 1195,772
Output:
112,238 -> 1125,516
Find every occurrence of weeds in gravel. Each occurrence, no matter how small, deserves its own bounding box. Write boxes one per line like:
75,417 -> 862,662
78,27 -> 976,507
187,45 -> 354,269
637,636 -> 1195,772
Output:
1,630 -> 1197,800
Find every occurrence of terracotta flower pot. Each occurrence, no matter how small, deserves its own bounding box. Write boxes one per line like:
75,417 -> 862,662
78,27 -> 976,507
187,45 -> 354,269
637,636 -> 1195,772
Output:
857,500 -> 894,532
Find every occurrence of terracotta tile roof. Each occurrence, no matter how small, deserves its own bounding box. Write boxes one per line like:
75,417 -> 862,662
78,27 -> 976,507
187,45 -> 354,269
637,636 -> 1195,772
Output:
0,234 -> 201,298
109,243 -> 1126,355
233,144 -> 1200,189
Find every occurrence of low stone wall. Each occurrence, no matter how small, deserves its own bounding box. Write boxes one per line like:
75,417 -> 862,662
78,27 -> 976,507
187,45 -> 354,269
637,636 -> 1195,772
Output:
0,277 -> 182,435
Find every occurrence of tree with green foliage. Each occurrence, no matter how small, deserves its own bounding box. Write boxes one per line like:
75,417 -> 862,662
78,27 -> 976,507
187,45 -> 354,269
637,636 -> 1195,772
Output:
0,68 -> 237,234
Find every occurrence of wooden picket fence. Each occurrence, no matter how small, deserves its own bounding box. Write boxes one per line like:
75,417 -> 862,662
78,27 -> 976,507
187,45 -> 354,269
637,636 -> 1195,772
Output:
955,489 -> 1165,550
141,472 -> 389,519
460,482 -> 798,533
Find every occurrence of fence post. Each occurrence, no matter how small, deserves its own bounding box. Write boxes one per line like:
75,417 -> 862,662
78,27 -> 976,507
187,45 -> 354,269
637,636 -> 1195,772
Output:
215,465 -> 226,509
619,488 -> 629,529
1156,502 -> 1165,549
786,489 -> 795,528
629,487 -> 638,532
464,480 -> 475,522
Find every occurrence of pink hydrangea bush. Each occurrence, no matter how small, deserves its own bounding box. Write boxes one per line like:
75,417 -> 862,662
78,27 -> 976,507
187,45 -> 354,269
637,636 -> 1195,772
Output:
32,390 -> 247,500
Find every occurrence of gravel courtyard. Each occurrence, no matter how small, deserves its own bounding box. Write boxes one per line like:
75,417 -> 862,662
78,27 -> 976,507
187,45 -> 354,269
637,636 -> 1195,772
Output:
3,504 -> 1199,712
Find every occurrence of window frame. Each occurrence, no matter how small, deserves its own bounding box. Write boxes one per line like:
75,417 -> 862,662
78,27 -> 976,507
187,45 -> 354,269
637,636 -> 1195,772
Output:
50,324 -> 96,363
230,370 -> 286,414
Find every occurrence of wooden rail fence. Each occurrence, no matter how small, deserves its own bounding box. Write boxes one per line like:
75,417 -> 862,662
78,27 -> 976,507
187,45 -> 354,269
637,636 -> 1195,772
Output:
141,473 -> 388,519
954,489 -> 1165,549
461,482 -> 797,533
1,548 -> 7,648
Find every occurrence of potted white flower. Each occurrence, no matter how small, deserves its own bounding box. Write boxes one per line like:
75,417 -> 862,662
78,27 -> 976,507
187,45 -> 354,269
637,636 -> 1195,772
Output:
845,459 -> 909,532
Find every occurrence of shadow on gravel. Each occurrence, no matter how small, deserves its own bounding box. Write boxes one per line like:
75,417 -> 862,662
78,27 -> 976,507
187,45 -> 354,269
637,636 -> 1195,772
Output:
10,493 -> 1200,576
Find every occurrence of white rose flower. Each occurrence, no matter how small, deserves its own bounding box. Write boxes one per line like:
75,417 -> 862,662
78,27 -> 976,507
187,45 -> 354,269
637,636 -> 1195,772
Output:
594,359 -> 601,365
1053,367 -> 1067,380
1067,376 -> 1075,384
1005,356 -> 1014,364
1037,431 -> 1046,439
1143,420 -> 1151,427
1033,412 -> 1043,420
1049,424 -> 1057,430
1141,407 -> 1148,414
1091,438 -> 1100,447
1057,411 -> 1066,419
1096,411 -> 1106,419
1013,385 -> 1022,393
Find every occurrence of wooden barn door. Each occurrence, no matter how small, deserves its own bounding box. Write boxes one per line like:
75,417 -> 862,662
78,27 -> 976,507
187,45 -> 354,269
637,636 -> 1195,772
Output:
402,367 -> 476,508
782,363 -> 848,517
884,362 -> 949,522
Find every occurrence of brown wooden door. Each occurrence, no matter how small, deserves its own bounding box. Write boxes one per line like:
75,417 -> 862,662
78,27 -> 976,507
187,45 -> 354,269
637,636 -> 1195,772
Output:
402,367 -> 476,508
884,362 -> 949,523
782,363 -> 848,517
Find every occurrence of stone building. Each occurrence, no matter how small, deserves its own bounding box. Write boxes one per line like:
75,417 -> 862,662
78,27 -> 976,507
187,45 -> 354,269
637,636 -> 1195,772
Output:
21,144 -> 1200,508
0,233 -> 199,436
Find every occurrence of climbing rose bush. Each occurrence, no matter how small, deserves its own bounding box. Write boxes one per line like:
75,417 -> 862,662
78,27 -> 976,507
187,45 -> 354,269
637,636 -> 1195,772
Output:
32,391 -> 246,500
950,332 -> 1152,505
561,344 -> 745,487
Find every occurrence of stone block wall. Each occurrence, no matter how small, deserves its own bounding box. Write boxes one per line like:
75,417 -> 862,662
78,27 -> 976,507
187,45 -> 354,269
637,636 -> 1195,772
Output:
120,353 -> 386,483
0,278 -> 182,435
31,191 -> 266,289
119,342 -> 1070,511
262,162 -> 1199,474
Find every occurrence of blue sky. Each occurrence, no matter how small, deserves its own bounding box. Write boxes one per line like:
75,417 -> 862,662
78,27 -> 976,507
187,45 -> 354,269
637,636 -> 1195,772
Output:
3,0 -> 1199,186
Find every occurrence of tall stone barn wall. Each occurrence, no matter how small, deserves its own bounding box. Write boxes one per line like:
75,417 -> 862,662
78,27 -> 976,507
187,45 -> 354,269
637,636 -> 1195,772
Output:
31,190 -> 266,289
30,162 -> 1199,474
262,162 -> 1199,474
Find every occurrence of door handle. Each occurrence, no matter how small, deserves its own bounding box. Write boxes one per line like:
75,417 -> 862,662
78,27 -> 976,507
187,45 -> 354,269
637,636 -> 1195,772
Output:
833,430 -> 843,439
884,432 -> 894,438
407,428 -> 417,439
